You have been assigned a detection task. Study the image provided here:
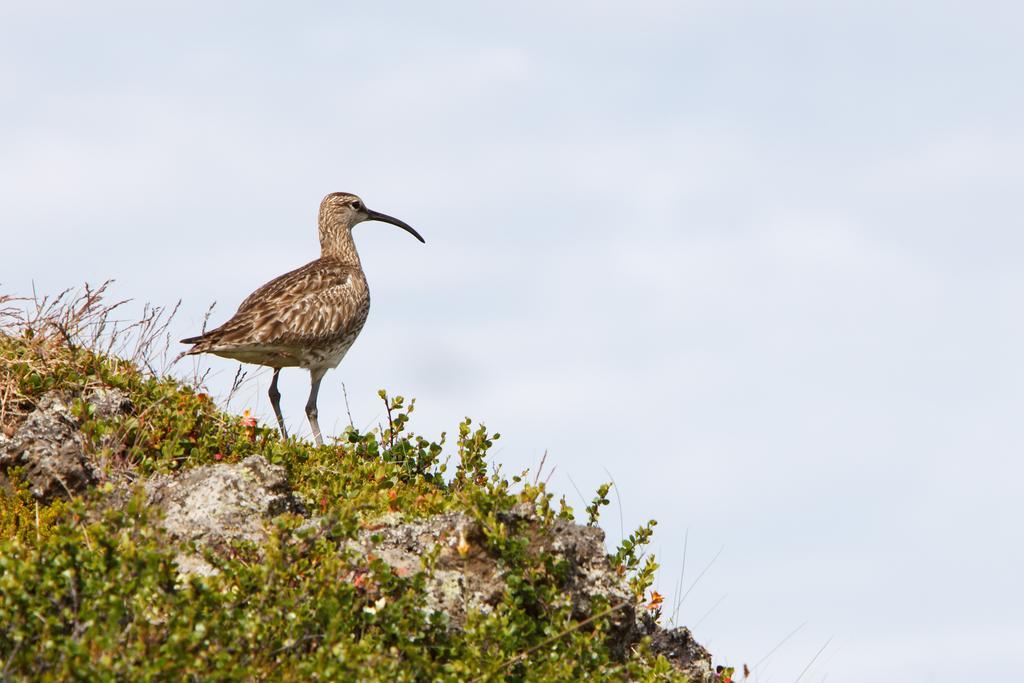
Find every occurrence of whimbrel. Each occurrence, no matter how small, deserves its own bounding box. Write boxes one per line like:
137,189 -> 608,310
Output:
180,192 -> 424,445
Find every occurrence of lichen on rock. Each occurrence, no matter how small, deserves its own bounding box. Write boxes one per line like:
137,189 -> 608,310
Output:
0,388 -> 131,501
143,455 -> 304,575
642,616 -> 715,682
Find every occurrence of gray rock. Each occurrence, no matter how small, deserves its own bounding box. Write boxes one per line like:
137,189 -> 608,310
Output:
144,455 -> 303,575
347,505 -> 713,673
349,505 -> 636,649
349,511 -> 504,627
0,387 -> 133,501
645,621 -> 715,682
0,391 -> 93,501
86,387 -> 134,420
499,505 -> 637,654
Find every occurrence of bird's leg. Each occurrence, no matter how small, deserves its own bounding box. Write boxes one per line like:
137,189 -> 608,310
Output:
269,368 -> 288,439
306,368 -> 327,447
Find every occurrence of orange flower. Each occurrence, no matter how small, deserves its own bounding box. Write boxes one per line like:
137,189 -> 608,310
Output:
646,591 -> 664,610
457,528 -> 471,557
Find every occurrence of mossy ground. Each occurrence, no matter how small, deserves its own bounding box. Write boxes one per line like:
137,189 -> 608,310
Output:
0,289 -> 682,681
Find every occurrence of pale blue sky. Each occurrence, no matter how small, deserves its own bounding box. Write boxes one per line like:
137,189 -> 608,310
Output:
3,2 -> 1022,680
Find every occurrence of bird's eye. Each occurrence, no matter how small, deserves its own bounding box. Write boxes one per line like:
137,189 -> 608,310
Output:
353,202 -> 363,211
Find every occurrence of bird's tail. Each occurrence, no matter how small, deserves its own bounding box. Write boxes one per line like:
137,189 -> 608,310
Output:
175,332 -> 215,363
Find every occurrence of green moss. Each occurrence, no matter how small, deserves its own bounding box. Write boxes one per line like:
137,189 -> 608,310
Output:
0,470 -> 68,544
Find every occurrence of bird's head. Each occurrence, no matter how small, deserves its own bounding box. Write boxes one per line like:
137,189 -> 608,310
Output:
318,192 -> 424,244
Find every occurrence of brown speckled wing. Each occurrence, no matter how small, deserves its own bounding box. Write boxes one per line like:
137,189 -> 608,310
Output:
189,258 -> 367,352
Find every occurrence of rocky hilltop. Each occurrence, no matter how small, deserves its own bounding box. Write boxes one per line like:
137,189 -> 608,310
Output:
0,288 -> 717,681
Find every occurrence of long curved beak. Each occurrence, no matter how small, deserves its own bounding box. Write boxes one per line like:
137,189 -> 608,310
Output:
366,208 -> 425,243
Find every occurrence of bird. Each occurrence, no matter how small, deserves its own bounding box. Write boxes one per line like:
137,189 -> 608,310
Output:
179,192 -> 424,446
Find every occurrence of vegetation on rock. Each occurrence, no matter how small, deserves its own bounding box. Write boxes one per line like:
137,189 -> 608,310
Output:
0,286 -> 710,681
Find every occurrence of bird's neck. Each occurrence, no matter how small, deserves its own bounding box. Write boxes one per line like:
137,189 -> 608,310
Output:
319,223 -> 362,266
